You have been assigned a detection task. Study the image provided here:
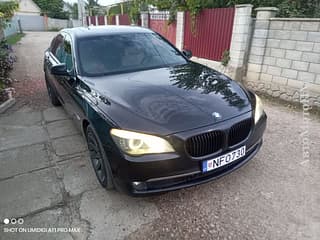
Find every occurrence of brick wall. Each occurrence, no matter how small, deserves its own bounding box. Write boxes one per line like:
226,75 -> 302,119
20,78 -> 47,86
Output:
246,14 -> 320,107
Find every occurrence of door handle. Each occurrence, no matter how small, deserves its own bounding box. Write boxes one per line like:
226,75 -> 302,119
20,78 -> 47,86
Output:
77,86 -> 98,105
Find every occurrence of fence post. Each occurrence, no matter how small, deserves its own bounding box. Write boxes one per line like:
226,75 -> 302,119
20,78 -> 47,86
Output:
229,4 -> 253,81
115,15 -> 120,25
17,19 -> 23,34
44,14 -> 48,31
140,11 -> 149,28
175,11 -> 185,50
246,7 -> 278,82
105,16 -> 108,25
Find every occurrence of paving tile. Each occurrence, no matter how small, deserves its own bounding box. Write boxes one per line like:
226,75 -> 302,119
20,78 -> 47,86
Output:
52,135 -> 87,156
43,107 -> 69,122
0,208 -> 75,240
0,144 -> 49,179
58,156 -> 99,196
0,125 -> 48,151
0,111 -> 42,127
47,119 -> 79,139
0,169 -> 62,219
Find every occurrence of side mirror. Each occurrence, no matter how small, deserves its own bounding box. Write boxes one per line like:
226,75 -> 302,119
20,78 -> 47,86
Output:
182,49 -> 192,59
50,63 -> 69,76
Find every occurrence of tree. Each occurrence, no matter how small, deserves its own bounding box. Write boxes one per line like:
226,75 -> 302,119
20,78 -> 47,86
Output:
0,1 -> 19,98
33,0 -> 69,19
72,3 -> 78,19
0,1 -> 18,31
0,1 -> 18,21
86,0 -> 100,16
107,0 -> 320,25
149,0 -> 320,18
129,0 -> 141,24
64,1 -> 79,19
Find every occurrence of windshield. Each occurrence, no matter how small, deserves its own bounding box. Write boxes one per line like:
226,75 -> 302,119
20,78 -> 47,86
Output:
77,33 -> 187,76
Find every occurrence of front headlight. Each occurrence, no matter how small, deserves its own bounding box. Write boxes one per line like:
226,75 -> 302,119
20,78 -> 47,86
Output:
254,94 -> 264,124
110,129 -> 175,156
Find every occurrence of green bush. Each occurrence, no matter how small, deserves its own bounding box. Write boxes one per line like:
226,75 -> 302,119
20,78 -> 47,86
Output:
221,50 -> 230,67
0,39 -> 16,91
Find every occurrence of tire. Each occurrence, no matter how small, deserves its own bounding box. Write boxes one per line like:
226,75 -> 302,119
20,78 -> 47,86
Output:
45,77 -> 61,106
86,125 -> 114,190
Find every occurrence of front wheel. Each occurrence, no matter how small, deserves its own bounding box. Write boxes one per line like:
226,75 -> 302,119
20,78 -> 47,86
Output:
86,125 -> 114,190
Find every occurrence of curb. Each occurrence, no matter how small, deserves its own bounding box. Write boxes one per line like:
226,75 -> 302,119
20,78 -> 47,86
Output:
0,97 -> 16,114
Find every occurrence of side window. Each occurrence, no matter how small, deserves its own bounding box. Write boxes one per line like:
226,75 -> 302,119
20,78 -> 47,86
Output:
50,34 -> 64,57
63,35 -> 74,72
51,34 -> 74,72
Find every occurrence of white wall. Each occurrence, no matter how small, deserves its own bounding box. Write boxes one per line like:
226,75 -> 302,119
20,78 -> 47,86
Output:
48,18 -> 70,30
71,20 -> 81,28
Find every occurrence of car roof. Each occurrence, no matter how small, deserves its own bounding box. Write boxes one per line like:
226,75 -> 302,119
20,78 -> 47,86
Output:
62,25 -> 153,39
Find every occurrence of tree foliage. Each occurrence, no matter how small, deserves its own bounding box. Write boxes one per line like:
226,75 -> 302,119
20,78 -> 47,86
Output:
108,1 -> 143,23
64,2 -> 79,19
86,0 -> 101,15
0,1 -> 18,19
33,0 -> 69,19
149,0 -> 320,18
72,3 -> 79,19
107,0 -> 320,26
129,0 -> 141,24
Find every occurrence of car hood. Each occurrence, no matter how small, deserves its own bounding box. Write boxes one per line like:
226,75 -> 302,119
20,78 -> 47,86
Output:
82,62 -> 252,135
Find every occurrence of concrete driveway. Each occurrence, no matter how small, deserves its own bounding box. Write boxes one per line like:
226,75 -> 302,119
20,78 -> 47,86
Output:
0,32 -> 319,240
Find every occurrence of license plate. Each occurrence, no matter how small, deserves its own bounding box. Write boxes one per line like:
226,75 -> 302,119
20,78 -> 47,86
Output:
202,146 -> 246,172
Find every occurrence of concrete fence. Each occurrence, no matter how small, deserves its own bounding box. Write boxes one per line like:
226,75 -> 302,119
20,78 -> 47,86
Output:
2,15 -> 82,34
47,18 -> 71,29
14,14 -> 45,31
245,8 -> 320,107
3,18 -> 20,38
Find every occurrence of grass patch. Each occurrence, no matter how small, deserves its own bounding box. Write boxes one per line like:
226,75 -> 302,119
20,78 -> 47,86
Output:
48,27 -> 61,32
0,81 -> 5,91
6,33 -> 25,45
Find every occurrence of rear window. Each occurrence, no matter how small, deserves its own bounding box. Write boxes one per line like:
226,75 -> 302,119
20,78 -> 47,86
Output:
77,33 -> 187,76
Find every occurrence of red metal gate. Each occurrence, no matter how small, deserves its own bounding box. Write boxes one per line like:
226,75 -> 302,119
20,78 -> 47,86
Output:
184,8 -> 235,61
97,16 -> 105,25
119,14 -> 130,25
90,16 -> 97,25
149,13 -> 176,45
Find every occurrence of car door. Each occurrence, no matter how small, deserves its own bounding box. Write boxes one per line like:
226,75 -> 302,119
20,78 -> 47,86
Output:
50,32 -> 86,129
44,34 -> 64,102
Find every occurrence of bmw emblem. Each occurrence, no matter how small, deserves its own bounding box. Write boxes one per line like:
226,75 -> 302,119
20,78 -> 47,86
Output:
212,112 -> 222,121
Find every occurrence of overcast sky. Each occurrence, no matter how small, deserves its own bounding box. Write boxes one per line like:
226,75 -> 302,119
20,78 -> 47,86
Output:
65,0 -> 126,6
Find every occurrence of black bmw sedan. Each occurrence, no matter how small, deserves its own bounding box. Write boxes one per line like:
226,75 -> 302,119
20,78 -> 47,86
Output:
44,26 -> 266,195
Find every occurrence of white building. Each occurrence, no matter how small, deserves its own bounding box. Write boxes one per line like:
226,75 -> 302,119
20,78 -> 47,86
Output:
16,0 -> 41,16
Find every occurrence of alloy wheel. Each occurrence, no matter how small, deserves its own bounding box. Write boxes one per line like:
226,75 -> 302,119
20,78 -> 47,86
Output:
87,131 -> 107,184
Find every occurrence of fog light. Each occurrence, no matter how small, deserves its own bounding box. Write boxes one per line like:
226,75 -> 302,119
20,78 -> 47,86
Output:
132,181 -> 147,191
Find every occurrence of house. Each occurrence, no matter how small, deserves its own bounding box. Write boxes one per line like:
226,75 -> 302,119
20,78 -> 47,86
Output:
16,0 -> 41,16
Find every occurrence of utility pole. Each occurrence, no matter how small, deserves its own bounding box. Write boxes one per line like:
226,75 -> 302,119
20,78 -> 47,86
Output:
78,0 -> 86,26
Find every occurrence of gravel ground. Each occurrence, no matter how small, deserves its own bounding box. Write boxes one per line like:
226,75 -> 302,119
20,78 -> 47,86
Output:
128,99 -> 320,240
5,32 -> 320,240
8,32 -> 57,112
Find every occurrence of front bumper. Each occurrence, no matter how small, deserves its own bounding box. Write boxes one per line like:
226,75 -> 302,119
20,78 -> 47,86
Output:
107,112 -> 267,196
